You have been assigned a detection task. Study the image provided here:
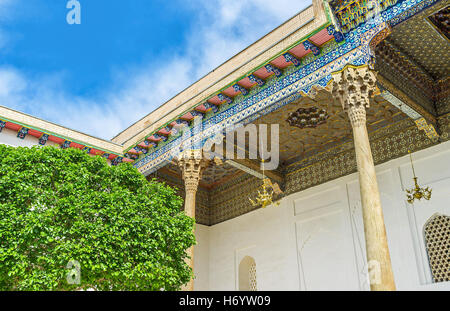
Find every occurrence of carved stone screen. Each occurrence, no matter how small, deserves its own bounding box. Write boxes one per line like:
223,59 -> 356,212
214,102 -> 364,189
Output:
424,214 -> 450,283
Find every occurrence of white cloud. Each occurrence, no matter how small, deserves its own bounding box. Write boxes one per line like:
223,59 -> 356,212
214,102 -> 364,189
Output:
0,0 -> 312,140
0,68 -> 26,97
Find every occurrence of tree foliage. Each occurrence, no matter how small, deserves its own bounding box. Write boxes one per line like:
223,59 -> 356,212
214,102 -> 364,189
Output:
0,145 -> 194,291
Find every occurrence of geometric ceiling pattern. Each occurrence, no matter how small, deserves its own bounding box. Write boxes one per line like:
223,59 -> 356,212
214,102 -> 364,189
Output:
249,90 -> 405,168
159,88 -> 407,191
388,2 -> 450,80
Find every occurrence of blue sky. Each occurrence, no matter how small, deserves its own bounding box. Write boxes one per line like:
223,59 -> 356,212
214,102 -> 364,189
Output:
0,0 -> 311,139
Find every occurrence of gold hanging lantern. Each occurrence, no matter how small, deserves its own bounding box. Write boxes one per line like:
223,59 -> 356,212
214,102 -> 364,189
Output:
405,150 -> 432,204
249,178 -> 279,208
249,135 -> 281,208
249,159 -> 280,208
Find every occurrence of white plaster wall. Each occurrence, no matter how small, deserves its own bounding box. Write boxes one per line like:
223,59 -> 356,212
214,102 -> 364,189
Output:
195,140 -> 450,291
194,224 -> 210,291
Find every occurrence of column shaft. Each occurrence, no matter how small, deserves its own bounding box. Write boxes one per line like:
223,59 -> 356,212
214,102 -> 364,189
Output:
332,65 -> 396,291
350,107 -> 396,291
182,189 -> 196,291
177,150 -> 206,291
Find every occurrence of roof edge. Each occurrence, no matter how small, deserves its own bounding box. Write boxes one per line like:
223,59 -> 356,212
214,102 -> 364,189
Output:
0,105 -> 123,154
113,0 -> 330,149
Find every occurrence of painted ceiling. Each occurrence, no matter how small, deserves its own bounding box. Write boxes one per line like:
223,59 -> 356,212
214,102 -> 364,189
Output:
250,91 -> 405,167
157,89 -> 407,191
388,3 -> 450,80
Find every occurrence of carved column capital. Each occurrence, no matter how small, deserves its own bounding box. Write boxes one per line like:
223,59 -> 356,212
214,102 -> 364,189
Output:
331,65 -> 377,127
177,149 -> 207,193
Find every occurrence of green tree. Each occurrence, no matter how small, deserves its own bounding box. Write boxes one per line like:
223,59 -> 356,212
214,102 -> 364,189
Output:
0,145 -> 194,291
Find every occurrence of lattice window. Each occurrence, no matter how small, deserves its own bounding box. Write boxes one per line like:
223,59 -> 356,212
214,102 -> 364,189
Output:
424,214 -> 450,283
239,256 -> 257,291
249,262 -> 257,291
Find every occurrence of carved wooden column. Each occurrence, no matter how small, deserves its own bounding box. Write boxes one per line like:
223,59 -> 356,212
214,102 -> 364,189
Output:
332,65 -> 396,291
177,149 -> 206,291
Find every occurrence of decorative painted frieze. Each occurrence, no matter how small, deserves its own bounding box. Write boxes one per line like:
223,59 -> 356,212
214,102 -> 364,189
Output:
38,134 -> 50,145
203,102 -> 219,113
61,140 -> 71,149
264,64 -> 282,77
82,146 -> 91,154
175,119 -> 190,126
153,133 -> 168,142
0,121 -> 6,132
17,127 -> 29,139
145,140 -> 158,148
329,0 -> 399,33
124,153 -> 139,160
283,53 -> 301,66
190,110 -> 205,118
217,93 -> 233,104
233,84 -> 249,95
111,157 -> 123,166
303,40 -> 321,56
134,146 -> 148,154
327,25 -> 345,43
248,74 -> 265,87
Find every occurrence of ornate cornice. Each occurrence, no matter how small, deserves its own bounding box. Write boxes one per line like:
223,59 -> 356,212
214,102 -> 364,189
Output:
329,0 -> 399,33
134,0 -> 441,175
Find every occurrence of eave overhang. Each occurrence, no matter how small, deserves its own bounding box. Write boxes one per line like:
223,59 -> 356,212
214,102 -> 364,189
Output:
113,0 -> 334,153
0,105 -> 128,163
